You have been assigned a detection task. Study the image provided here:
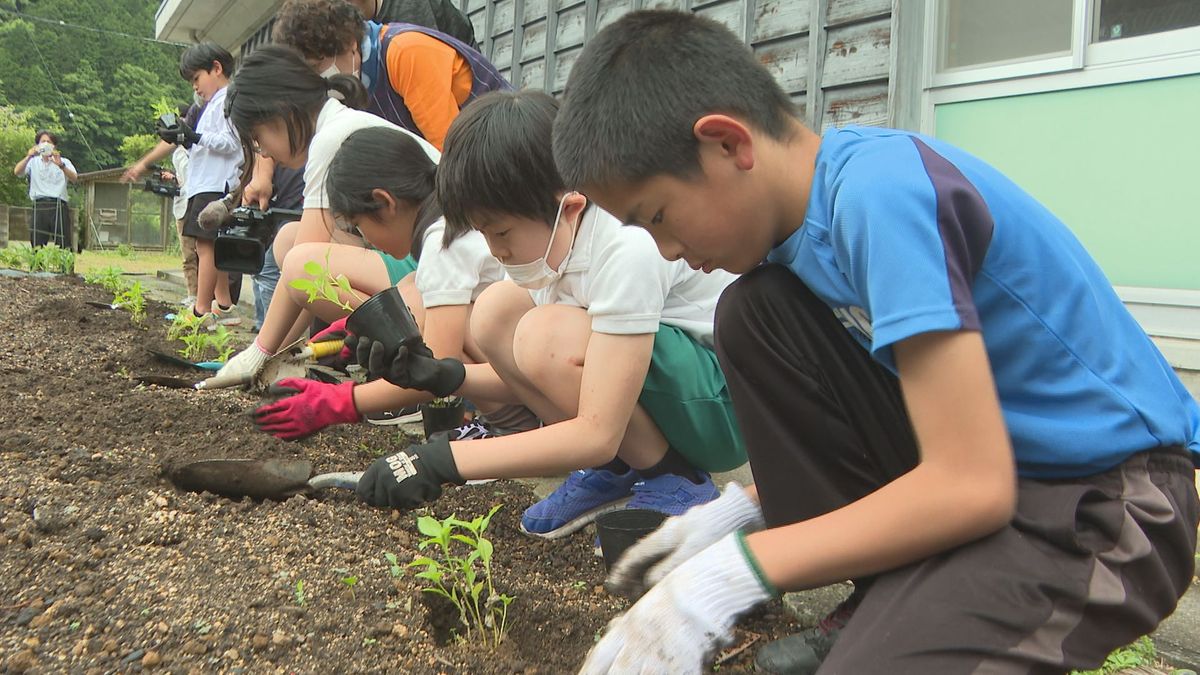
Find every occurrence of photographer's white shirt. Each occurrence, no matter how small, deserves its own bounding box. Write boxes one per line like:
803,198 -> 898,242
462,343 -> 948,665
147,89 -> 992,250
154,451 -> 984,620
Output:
24,154 -> 74,201
186,86 -> 242,199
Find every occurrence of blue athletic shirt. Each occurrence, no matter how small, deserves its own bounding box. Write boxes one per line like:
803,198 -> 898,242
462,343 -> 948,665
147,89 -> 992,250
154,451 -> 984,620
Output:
768,126 -> 1200,478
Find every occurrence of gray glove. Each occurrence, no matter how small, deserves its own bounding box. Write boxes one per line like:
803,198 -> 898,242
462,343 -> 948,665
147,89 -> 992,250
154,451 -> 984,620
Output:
198,193 -> 239,231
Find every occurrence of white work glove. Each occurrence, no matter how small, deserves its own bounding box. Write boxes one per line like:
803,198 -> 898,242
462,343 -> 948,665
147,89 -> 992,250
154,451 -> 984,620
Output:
606,482 -> 765,599
580,532 -> 775,674
196,339 -> 272,389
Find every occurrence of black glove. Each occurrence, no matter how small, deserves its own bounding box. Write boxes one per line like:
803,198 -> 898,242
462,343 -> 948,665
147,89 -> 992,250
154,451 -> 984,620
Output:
344,335 -> 466,397
355,436 -> 465,509
156,118 -> 202,149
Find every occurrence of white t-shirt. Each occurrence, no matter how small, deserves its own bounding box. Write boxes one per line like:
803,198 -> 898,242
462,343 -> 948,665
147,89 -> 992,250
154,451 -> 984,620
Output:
171,145 -> 190,221
303,98 -> 441,211
416,218 -> 506,308
530,208 -> 738,346
24,155 -> 75,201
186,86 -> 243,198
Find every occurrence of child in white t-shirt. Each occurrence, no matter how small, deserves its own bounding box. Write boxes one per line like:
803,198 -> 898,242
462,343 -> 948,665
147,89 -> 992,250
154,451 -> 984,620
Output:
349,90 -> 747,539
251,127 -> 533,439
206,44 -> 440,389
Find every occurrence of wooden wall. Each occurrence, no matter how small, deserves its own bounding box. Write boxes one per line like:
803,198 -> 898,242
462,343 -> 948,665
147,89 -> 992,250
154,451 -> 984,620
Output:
463,0 -> 911,130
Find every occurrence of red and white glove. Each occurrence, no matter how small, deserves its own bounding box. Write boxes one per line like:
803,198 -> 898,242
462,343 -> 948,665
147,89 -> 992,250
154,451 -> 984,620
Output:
253,378 -> 360,440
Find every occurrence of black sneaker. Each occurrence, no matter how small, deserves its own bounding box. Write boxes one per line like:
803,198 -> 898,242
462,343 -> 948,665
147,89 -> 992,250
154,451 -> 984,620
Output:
364,405 -> 423,426
754,586 -> 864,674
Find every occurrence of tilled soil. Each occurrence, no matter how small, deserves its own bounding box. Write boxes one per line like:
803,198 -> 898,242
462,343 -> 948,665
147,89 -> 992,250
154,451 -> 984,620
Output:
0,274 -> 795,674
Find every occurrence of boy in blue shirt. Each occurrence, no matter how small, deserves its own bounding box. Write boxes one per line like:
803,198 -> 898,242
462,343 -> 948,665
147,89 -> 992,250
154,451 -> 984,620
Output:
552,10 -> 1200,674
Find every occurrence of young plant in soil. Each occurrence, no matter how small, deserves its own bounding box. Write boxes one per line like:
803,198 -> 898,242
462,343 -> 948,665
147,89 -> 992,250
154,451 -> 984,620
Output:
31,244 -> 75,274
288,249 -> 362,312
83,266 -> 130,295
409,504 -> 514,648
294,580 -> 307,607
113,281 -> 147,324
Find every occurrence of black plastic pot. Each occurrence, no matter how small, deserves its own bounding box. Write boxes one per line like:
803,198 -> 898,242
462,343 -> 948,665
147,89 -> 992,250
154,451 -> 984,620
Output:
346,286 -> 422,364
421,398 -> 467,440
595,509 -> 668,571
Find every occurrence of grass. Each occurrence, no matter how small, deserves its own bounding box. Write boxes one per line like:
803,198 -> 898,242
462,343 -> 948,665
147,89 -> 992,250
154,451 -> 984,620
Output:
1,243 -> 179,277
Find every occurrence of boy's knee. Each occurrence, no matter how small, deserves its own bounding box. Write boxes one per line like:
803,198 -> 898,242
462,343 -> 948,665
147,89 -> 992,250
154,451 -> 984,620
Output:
715,264 -> 795,346
470,281 -> 533,360
512,305 -> 588,383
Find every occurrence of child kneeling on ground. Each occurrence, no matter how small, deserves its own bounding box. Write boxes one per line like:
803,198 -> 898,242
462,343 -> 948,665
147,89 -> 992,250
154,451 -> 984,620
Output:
348,90 -> 749,539
251,126 -> 533,439
549,11 -> 1200,675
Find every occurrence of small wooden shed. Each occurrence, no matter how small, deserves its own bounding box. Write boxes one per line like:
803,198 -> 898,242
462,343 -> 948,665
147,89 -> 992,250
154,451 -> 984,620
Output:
76,168 -> 175,250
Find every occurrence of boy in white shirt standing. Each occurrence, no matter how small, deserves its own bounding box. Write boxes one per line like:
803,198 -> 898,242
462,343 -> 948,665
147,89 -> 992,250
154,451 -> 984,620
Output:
350,91 -> 747,539
125,43 -> 243,324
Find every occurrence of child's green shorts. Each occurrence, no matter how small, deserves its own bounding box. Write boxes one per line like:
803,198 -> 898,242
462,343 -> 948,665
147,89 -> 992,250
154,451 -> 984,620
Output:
378,252 -> 417,286
639,324 -> 747,473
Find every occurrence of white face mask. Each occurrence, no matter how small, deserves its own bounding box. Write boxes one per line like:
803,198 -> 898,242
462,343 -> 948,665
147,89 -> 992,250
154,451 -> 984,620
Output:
502,194 -> 579,290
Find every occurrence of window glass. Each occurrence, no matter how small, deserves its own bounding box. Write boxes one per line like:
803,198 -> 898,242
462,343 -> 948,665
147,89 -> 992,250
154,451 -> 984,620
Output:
938,0 -> 1074,72
1093,0 -> 1200,42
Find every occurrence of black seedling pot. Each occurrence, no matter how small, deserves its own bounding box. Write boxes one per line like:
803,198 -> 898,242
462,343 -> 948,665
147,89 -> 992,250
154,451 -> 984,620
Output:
421,398 -> 467,440
346,286 -> 422,363
596,509 -> 668,571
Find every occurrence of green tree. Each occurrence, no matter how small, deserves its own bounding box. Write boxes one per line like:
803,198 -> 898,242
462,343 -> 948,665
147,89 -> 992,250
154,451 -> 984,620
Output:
0,104 -> 38,204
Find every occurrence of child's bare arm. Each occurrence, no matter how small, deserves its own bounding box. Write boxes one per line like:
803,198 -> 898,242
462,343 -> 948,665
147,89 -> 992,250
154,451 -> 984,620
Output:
747,330 -> 1015,591
450,331 -> 654,480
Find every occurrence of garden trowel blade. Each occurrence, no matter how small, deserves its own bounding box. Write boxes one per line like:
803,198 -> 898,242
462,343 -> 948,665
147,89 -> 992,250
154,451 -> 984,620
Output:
169,458 -> 314,500
132,374 -> 199,389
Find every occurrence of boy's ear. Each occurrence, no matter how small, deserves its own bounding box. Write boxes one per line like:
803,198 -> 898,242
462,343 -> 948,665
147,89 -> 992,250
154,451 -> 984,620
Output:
210,60 -> 224,78
693,115 -> 754,171
560,190 -> 588,226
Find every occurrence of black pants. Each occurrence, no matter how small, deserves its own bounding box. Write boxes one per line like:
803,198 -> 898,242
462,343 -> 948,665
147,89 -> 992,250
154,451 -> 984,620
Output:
714,264 -> 1198,673
31,197 -> 71,249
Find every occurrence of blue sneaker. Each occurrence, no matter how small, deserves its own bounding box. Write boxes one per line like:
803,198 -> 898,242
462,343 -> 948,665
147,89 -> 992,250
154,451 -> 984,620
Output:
592,472 -> 720,555
628,471 -> 719,515
520,469 -> 639,539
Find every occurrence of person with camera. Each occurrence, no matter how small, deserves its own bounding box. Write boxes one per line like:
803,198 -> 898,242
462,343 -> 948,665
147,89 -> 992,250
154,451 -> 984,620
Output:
123,43 -> 244,327
13,130 -> 77,249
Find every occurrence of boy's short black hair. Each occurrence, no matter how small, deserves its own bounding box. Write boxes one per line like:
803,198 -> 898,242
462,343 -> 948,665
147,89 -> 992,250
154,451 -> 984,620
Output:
179,41 -> 235,80
273,0 -> 365,62
553,10 -> 797,190
34,130 -> 59,145
437,90 -> 564,239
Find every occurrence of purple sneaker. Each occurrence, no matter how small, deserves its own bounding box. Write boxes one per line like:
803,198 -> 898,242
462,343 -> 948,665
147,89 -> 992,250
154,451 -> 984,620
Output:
520,469 -> 640,539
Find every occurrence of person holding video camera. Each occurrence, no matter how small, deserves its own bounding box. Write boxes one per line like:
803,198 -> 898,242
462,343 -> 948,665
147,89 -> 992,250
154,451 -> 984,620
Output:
123,43 -> 244,326
13,130 -> 77,249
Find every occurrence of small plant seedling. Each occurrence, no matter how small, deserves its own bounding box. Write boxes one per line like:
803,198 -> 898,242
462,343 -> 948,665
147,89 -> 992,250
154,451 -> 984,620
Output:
26,244 -> 75,274
113,281 -> 146,323
84,266 -> 129,294
571,580 -> 587,590
294,580 -> 307,607
362,637 -> 378,646
116,243 -> 135,258
1070,635 -> 1157,675
209,325 -> 236,362
409,504 -> 514,648
384,552 -> 403,578
288,249 -> 363,312
340,575 -> 359,599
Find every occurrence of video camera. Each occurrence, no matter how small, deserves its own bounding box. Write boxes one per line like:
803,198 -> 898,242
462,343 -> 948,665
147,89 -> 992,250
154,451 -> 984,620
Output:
214,206 -> 302,275
156,112 -> 200,149
142,165 -> 180,198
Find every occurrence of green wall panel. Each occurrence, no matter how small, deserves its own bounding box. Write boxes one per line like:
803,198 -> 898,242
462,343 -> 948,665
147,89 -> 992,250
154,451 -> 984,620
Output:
935,75 -> 1200,290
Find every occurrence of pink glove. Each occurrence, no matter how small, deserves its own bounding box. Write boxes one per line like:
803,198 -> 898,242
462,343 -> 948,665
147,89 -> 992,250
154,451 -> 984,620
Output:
253,378 -> 360,440
309,316 -> 352,362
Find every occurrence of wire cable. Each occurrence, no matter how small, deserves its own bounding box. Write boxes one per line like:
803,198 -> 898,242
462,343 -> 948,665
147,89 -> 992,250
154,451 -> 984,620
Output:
0,6 -> 190,47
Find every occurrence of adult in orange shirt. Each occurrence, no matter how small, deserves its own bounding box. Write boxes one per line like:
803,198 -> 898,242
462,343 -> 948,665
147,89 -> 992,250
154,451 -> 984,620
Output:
273,0 -> 510,150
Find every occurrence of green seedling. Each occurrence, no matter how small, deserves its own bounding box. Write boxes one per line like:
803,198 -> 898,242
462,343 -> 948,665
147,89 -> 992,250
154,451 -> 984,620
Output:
83,266 -> 130,295
294,580 -> 307,607
209,325 -> 235,362
24,244 -> 75,274
409,504 -> 513,648
116,243 -> 135,258
288,249 -> 362,312
340,575 -> 359,599
384,552 -> 403,578
113,280 -> 146,323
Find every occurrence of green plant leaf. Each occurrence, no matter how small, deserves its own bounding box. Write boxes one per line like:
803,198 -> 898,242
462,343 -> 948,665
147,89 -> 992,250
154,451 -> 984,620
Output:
416,516 -> 445,538
303,260 -> 324,276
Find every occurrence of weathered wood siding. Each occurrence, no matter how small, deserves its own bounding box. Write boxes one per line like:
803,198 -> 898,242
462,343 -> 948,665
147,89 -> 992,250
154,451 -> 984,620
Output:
462,0 -> 904,130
